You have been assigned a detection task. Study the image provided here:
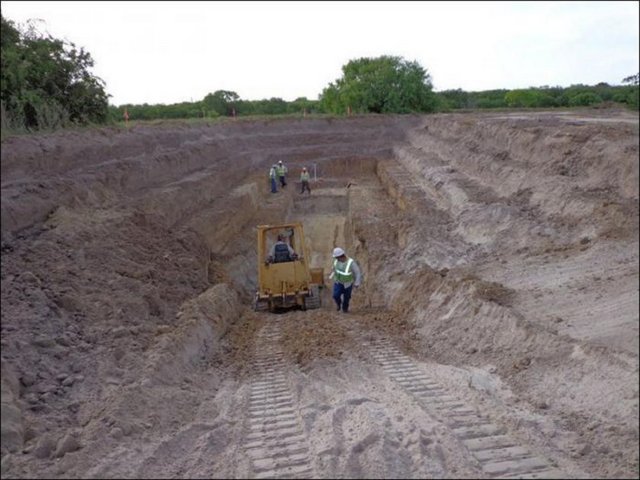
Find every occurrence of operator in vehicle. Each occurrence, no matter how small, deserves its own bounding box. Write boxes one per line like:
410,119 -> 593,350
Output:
329,247 -> 362,313
268,234 -> 296,263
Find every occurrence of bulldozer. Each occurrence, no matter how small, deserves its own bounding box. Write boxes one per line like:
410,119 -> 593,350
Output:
254,222 -> 324,312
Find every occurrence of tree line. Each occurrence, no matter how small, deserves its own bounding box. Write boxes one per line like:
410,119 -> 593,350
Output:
111,82 -> 638,123
1,13 -> 638,134
110,92 -> 321,121
438,81 -> 638,110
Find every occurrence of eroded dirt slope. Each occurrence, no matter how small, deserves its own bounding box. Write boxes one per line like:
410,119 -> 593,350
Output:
1,110 -> 638,479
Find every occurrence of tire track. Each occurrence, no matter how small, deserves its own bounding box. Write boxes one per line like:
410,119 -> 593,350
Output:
244,321 -> 314,479
367,338 -> 566,479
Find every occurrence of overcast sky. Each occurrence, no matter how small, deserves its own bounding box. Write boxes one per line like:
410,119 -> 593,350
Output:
2,1 -> 638,106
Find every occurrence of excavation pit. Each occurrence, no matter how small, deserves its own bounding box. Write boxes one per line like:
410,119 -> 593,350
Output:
1,111 -> 638,478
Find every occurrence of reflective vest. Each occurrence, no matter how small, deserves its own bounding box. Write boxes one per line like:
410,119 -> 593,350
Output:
274,243 -> 291,263
333,258 -> 354,284
276,165 -> 287,176
300,171 -> 310,182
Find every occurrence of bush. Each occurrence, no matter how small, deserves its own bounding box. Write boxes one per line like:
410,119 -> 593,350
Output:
568,92 -> 603,107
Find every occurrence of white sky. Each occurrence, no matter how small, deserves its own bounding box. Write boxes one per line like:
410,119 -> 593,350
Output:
2,1 -> 638,106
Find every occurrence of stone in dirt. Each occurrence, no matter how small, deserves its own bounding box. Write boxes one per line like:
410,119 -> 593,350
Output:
54,433 -> 81,458
33,435 -> 56,459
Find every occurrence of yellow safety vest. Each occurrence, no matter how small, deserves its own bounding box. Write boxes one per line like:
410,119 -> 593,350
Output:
333,258 -> 354,284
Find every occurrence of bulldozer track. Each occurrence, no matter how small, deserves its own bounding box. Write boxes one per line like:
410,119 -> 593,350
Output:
244,321 -> 314,479
367,338 -> 566,479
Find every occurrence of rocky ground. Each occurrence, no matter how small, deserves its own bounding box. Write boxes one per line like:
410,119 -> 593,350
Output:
1,109 -> 638,478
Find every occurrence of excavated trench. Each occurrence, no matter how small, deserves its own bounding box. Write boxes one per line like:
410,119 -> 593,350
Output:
1,112 -> 638,479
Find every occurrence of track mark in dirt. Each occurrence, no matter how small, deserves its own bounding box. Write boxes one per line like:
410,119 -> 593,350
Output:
244,321 -> 314,479
366,338 -> 566,479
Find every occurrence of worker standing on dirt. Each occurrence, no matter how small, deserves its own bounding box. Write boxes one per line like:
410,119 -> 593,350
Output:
276,160 -> 288,188
330,247 -> 362,313
269,164 -> 278,193
300,167 -> 311,195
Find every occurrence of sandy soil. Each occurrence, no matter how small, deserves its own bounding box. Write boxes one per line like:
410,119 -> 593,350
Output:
1,110 -> 638,479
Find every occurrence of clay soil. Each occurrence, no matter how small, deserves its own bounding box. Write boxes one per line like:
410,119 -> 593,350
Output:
1,109 -> 638,479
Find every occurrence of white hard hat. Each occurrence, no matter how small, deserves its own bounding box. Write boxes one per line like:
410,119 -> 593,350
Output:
278,160 -> 283,164
332,247 -> 345,258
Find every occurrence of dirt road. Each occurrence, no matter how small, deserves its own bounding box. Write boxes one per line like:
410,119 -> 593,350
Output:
1,109 -> 638,478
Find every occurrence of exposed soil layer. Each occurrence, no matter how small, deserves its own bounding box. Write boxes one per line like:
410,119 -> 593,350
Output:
1,110 -> 638,479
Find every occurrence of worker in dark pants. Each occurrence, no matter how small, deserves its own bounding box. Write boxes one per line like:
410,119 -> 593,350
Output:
330,247 -> 362,313
276,160 -> 288,188
269,164 -> 278,193
300,167 -> 311,195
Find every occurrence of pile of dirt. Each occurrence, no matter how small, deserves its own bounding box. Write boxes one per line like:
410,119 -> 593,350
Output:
280,310 -> 355,368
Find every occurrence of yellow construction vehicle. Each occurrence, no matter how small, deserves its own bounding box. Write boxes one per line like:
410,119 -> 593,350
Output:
254,222 -> 324,312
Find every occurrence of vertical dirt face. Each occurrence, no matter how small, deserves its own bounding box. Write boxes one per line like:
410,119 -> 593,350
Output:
1,110 -> 638,479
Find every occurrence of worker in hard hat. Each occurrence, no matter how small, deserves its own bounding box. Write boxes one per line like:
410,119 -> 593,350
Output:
276,160 -> 288,188
329,247 -> 362,313
300,167 -> 311,195
269,164 -> 278,193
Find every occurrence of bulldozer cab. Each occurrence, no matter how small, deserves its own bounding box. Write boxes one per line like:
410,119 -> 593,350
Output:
266,228 -> 298,264
255,222 -> 324,312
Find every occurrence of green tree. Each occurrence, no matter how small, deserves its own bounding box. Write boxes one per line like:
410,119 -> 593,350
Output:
1,15 -> 109,130
202,90 -> 239,116
470,89 -> 509,109
289,96 -> 316,114
505,89 -> 538,108
320,55 -> 438,114
437,89 -> 472,110
621,73 -> 639,109
319,83 -> 341,113
567,91 -> 602,107
622,73 -> 639,85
